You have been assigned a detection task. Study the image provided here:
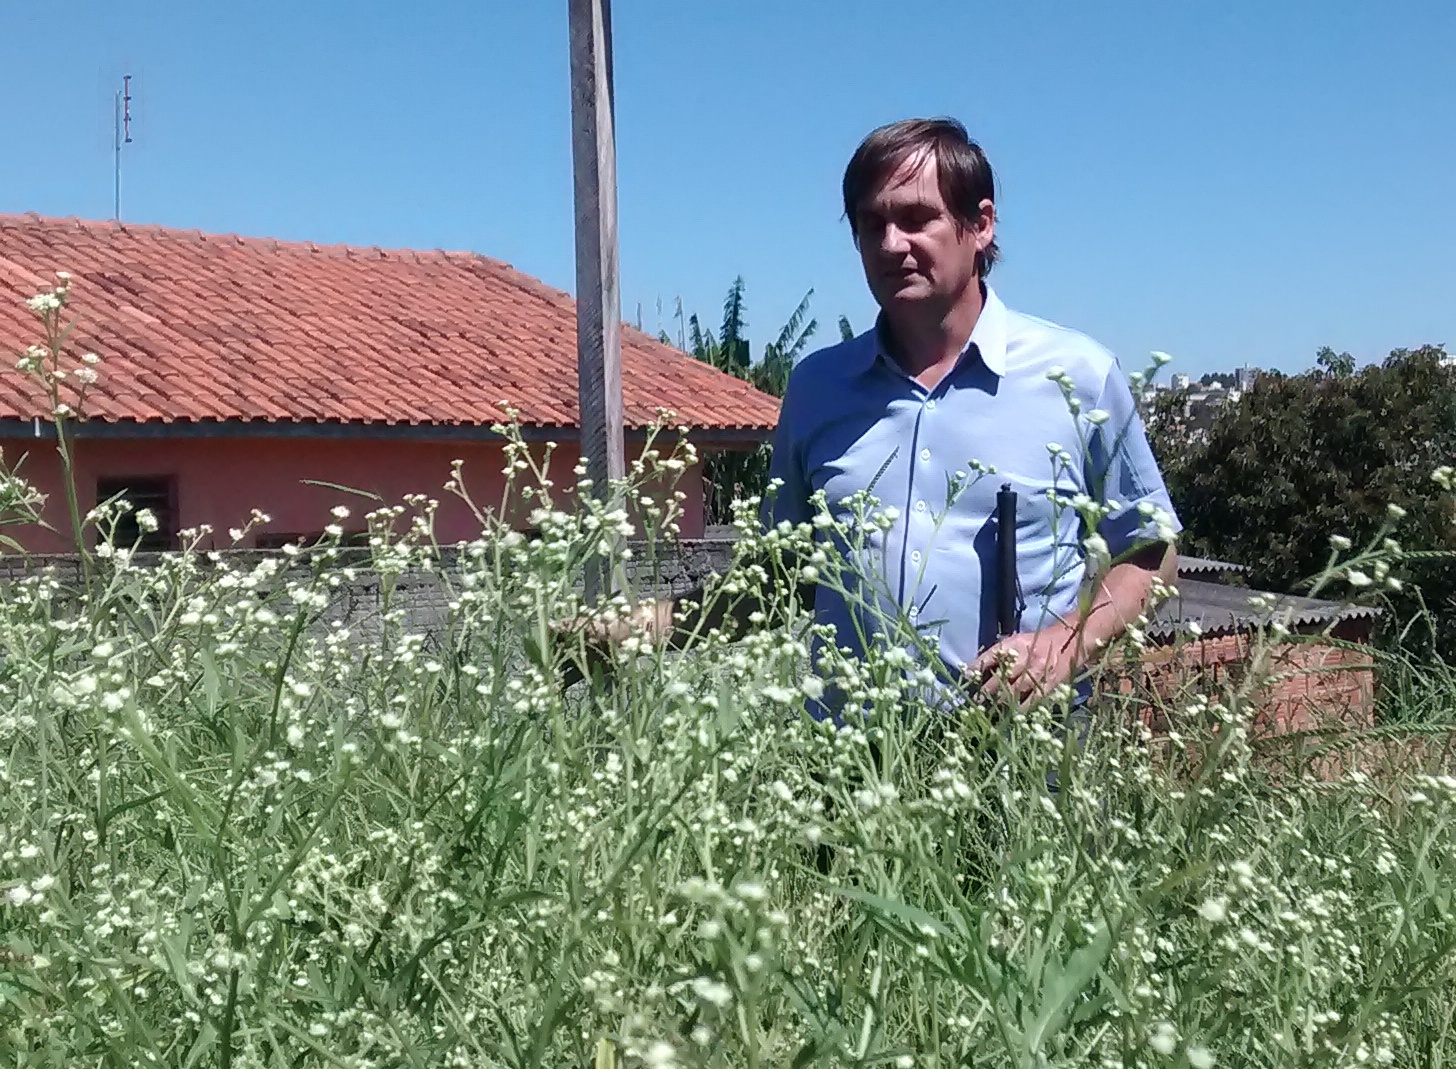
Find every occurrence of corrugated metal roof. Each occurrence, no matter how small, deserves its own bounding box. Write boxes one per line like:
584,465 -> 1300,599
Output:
1177,555 -> 1247,577
1150,577 -> 1381,641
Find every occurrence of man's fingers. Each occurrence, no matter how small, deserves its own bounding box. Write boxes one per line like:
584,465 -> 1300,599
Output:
968,650 -> 998,676
970,638 -> 1078,706
971,653 -> 1023,700
1003,651 -> 1034,680
978,643 -> 1024,673
1013,671 -> 1044,700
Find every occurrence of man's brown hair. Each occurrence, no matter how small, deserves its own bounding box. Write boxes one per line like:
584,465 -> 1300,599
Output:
842,117 -> 999,277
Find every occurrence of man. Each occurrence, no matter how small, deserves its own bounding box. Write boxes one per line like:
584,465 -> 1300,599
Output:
572,117 -> 1179,712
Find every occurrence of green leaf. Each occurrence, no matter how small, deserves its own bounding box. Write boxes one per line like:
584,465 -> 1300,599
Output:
199,645 -> 220,713
1024,924 -> 1113,1052
831,886 -> 958,942
183,1023 -> 219,1069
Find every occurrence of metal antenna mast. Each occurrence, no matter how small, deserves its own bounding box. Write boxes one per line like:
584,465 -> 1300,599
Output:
114,75 -> 132,221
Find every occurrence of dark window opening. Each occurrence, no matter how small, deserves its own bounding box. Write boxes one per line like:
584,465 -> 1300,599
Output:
96,476 -> 176,552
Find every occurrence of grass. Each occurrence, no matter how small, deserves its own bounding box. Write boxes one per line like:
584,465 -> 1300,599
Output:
1,278 -> 1455,1067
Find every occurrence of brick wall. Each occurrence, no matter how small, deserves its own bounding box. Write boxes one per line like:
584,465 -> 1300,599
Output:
1116,622 -> 1376,735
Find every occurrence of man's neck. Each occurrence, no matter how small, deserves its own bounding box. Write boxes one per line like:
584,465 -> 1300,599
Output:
881,282 -> 986,385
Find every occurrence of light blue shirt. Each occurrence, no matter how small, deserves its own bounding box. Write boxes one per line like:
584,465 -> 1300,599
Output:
764,286 -> 1181,706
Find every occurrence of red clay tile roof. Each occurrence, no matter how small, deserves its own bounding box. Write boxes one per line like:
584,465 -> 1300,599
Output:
0,213 -> 782,436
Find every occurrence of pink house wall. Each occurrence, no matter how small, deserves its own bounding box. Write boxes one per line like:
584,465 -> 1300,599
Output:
0,434 -> 707,553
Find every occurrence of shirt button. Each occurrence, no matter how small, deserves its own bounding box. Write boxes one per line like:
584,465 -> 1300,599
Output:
926,399 -> 936,410
919,448 -> 931,462
910,550 -> 922,564
914,500 -> 927,513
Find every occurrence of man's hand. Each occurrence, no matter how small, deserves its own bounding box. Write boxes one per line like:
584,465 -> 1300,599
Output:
967,622 -> 1081,704
966,542 -> 1178,704
551,599 -> 673,688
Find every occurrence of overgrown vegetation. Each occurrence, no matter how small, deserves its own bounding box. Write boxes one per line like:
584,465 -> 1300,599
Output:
2,280 -> 1455,1068
1146,345 -> 1456,662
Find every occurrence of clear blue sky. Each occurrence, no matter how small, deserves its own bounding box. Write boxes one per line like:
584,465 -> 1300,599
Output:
3,2 -> 1453,378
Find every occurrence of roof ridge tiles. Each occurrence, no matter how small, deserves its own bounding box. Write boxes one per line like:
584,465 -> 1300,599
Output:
0,212 -> 463,263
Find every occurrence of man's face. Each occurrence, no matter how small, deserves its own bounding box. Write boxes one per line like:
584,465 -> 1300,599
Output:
853,150 -> 993,315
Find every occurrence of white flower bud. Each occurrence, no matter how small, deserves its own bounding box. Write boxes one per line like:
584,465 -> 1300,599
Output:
1149,1022 -> 1178,1056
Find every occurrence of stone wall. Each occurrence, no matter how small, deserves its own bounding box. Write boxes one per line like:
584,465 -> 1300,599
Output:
0,537 -> 742,638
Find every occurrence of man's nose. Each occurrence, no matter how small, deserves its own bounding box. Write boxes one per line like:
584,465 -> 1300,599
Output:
879,223 -> 910,255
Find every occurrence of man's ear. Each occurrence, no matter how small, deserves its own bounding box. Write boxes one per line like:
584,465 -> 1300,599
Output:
974,198 -> 997,253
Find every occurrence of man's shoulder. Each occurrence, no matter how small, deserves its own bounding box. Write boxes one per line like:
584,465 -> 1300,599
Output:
791,330 -> 874,382
782,330 -> 874,401
1002,303 -> 1119,384
771,331 -> 873,440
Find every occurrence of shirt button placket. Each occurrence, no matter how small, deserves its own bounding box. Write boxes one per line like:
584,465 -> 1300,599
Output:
913,402 -> 934,590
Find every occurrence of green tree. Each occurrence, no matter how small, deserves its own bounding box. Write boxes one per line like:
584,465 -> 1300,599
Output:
1149,345 -> 1456,659
1316,346 -> 1357,377
667,278 -> 820,526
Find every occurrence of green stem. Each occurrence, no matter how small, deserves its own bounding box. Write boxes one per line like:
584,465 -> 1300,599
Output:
219,955 -> 241,1069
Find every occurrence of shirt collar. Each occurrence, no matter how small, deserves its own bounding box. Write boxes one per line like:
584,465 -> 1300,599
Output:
972,285 -> 1008,376
866,284 -> 1009,378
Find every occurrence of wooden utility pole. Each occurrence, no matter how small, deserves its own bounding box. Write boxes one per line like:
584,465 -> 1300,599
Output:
568,0 -> 626,601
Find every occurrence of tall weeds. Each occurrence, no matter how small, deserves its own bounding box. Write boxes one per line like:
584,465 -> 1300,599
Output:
1,281 -> 1453,1068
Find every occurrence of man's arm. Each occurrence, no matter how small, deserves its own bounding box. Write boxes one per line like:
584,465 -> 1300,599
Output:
580,533 -> 818,647
1064,540 -> 1178,658
973,540 -> 1177,701
634,561 -> 817,649
554,550 -> 815,685
972,349 -> 1186,702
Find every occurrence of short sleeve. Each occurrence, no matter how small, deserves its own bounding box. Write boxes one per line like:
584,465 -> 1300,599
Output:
760,386 -> 814,531
1085,362 -> 1183,558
